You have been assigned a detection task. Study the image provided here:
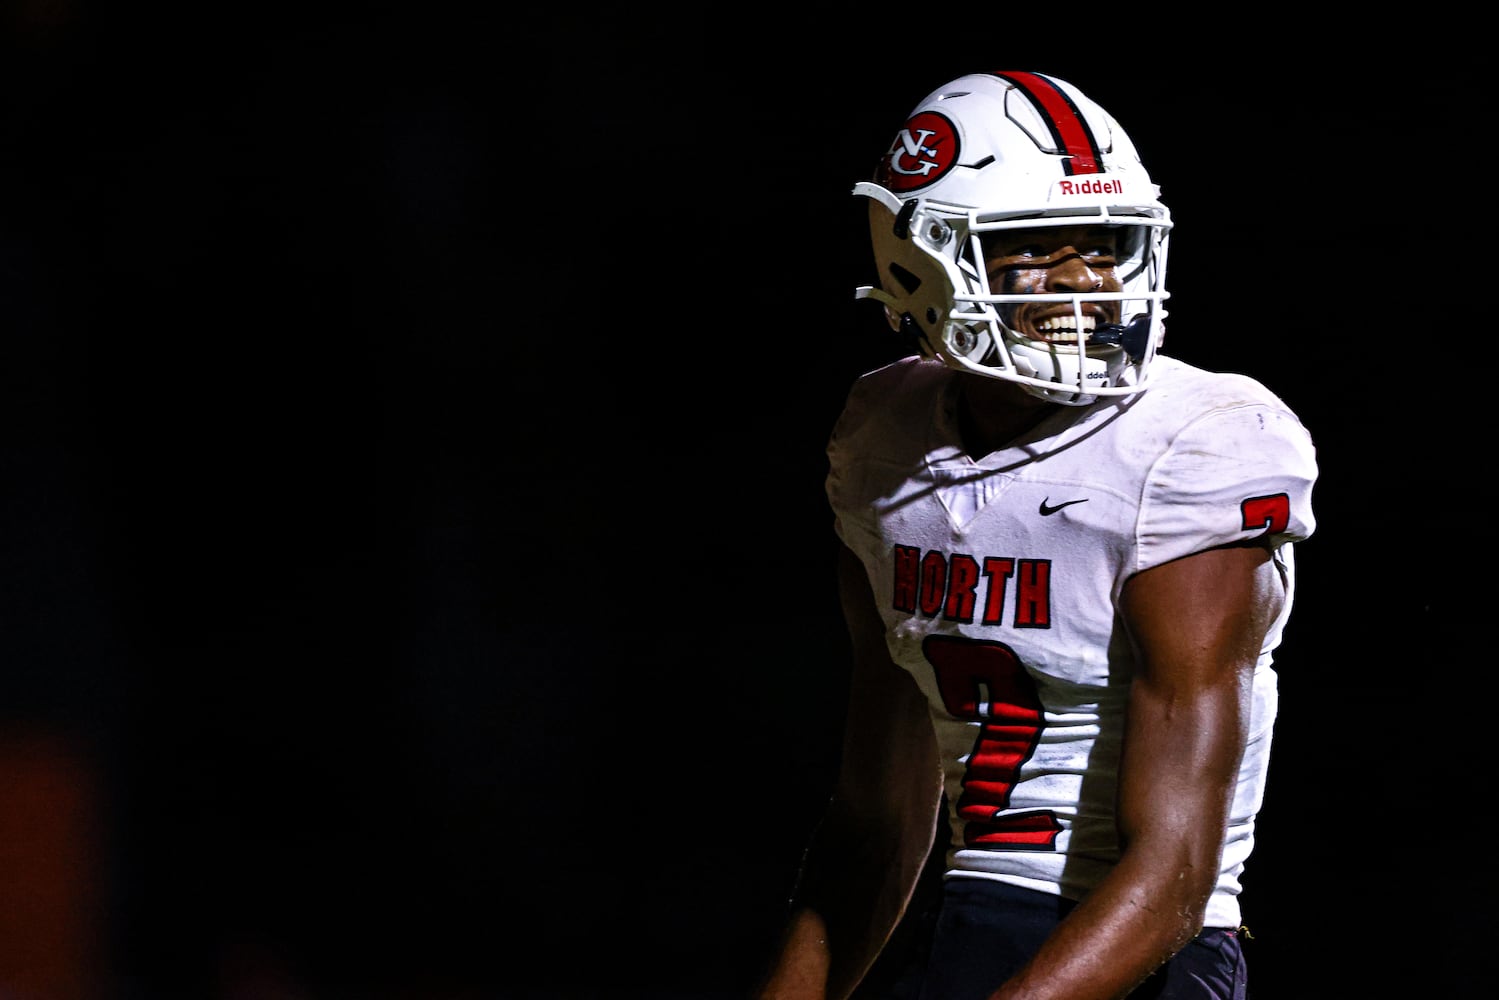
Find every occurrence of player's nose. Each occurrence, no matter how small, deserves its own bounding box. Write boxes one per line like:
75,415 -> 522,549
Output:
1047,249 -> 1104,291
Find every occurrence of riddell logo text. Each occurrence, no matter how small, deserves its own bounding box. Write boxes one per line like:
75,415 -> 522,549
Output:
1058,178 -> 1123,195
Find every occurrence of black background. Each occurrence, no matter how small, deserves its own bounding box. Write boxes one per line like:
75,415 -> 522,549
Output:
1,5 -> 1485,998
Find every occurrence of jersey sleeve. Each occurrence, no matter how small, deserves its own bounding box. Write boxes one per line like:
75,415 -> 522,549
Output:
826,358 -> 935,560
1134,398 -> 1317,574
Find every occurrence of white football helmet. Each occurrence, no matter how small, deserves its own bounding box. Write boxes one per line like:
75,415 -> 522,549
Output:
856,71 -> 1173,405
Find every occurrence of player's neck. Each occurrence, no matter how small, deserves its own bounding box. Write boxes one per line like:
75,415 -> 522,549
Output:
956,376 -> 1057,458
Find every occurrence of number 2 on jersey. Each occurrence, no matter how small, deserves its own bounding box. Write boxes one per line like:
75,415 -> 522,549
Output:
922,634 -> 1062,850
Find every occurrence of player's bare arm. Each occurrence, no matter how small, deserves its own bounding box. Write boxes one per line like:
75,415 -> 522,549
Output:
984,541 -> 1284,1000
756,544 -> 941,1000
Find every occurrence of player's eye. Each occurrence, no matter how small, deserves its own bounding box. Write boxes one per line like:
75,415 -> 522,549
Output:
984,244 -> 1045,275
996,243 -> 1044,260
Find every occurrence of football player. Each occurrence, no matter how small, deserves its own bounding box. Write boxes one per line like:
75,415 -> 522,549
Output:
756,71 -> 1317,1000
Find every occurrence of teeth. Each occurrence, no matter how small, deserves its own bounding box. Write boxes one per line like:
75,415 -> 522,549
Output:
1034,315 -> 1097,342
1037,315 -> 1096,333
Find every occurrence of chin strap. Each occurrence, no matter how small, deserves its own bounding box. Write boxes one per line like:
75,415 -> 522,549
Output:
896,313 -> 936,358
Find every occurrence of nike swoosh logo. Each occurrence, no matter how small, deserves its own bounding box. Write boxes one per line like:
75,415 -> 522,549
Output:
1038,497 -> 1089,516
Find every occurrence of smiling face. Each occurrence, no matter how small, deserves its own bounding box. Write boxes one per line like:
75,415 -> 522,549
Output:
983,224 -> 1123,346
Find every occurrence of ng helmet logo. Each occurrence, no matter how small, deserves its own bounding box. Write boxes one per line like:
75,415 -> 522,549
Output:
875,111 -> 959,194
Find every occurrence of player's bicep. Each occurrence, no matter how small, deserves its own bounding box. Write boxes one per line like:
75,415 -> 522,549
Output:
1115,543 -> 1283,854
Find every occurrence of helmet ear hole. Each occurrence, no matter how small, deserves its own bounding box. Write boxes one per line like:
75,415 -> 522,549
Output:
887,262 -> 922,295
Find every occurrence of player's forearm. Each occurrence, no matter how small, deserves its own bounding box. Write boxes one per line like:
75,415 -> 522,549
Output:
754,908 -> 832,1000
984,853 -> 1214,1000
989,711 -> 1231,1000
780,797 -> 909,1000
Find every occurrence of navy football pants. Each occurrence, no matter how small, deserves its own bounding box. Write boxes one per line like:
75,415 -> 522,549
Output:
862,877 -> 1248,1000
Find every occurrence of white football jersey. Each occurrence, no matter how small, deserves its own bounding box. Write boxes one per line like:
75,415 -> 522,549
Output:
826,354 -> 1318,930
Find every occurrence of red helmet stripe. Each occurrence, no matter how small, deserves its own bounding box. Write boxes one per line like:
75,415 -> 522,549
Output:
991,71 -> 1103,176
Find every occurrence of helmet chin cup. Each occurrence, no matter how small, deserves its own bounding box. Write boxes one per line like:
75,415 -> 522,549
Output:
1006,335 -> 1125,406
